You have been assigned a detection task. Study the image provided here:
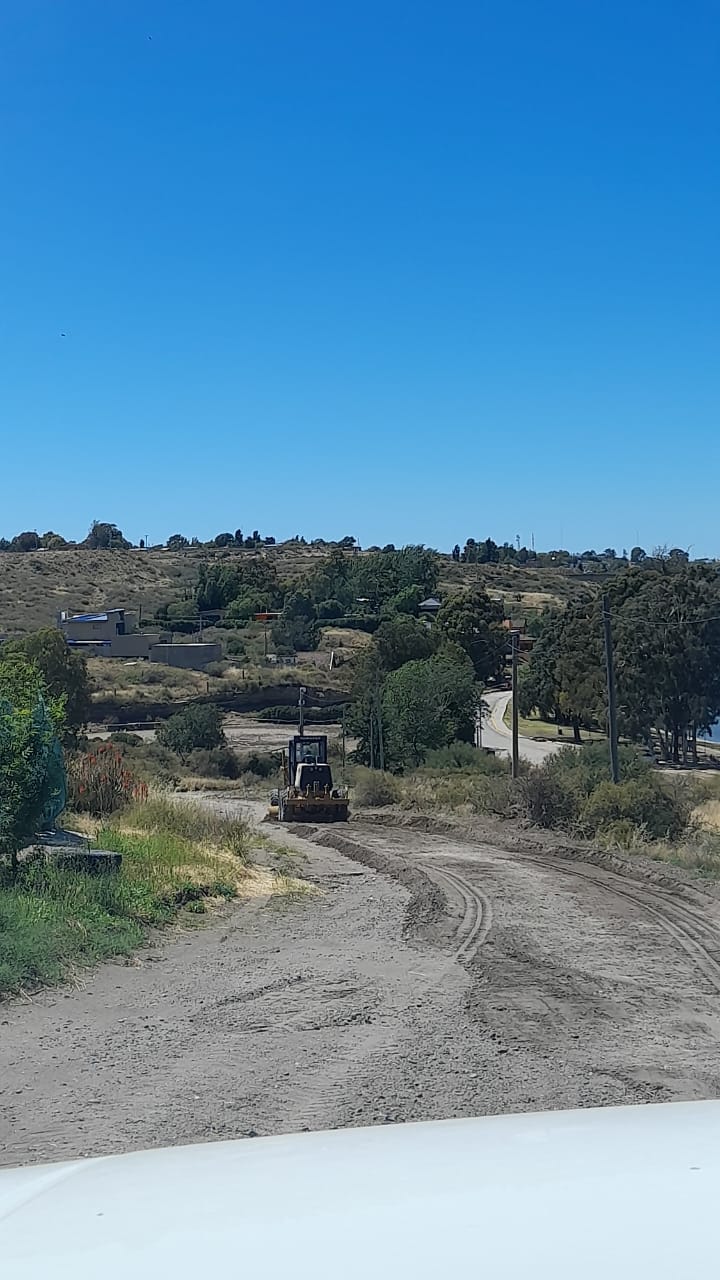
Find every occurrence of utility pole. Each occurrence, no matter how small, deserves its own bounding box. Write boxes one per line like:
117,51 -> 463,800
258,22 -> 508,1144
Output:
298,685 -> 306,737
341,706 -> 346,773
601,594 -> 620,784
377,692 -> 385,772
369,707 -> 375,769
511,630 -> 520,780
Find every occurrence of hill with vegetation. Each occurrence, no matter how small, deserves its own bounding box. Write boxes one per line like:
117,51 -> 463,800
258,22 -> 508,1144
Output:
0,540 -> 596,637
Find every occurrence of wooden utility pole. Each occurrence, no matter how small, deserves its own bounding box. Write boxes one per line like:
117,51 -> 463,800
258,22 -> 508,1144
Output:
341,706 -> 346,773
601,594 -> 620,784
511,630 -> 520,780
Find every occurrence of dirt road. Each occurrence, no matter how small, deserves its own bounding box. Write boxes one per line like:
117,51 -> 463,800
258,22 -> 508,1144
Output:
3,811 -> 720,1168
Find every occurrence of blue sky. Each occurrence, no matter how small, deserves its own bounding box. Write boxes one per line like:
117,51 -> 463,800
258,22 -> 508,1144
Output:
1,0 -> 718,554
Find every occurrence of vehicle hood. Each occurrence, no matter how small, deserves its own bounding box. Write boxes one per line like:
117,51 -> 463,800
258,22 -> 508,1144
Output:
1,1102 -> 718,1279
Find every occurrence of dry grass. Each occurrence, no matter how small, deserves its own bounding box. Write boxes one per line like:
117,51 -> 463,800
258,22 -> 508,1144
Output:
692,799 -> 720,832
0,549 -> 203,634
319,627 -> 374,651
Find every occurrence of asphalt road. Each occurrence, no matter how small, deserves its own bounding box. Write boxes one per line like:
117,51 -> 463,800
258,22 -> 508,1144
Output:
481,690 -> 561,765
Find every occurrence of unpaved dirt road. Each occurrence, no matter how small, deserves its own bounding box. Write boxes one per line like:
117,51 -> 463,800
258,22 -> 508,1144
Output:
3,811 -> 720,1168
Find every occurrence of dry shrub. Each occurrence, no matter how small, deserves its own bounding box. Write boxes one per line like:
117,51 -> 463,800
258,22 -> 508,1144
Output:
352,768 -> 400,808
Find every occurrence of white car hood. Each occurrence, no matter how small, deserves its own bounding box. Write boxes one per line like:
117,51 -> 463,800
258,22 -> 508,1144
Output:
1,1102 -> 718,1279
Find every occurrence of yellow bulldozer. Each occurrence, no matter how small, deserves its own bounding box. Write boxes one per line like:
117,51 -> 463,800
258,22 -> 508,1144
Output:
268,733 -> 349,823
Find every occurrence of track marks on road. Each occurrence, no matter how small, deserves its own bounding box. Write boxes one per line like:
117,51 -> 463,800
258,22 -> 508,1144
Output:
422,865 -> 493,963
530,856 -> 720,994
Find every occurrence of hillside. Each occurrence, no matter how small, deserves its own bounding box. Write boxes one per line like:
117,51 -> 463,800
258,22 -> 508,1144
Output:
0,544 -> 332,635
0,543 -> 583,636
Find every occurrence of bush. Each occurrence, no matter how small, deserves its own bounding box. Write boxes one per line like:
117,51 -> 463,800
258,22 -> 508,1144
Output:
237,751 -> 278,778
185,746 -> 241,779
255,704 -> 344,723
423,742 -> 506,773
109,731 -> 143,746
517,768 -> 576,829
579,777 -> 690,842
352,768 -> 400,807
546,742 -> 650,798
67,744 -> 148,816
157,704 -> 225,759
225,635 -> 246,658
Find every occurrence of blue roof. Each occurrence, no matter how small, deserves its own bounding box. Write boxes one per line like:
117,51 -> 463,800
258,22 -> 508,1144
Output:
70,612 -> 109,622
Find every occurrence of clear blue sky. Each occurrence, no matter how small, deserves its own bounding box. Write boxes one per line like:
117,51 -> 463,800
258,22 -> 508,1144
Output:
1,1 -> 718,554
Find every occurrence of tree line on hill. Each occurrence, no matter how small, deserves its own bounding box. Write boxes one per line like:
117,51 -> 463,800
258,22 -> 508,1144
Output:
451,538 -> 693,570
0,521 -> 280,552
0,520 -> 701,571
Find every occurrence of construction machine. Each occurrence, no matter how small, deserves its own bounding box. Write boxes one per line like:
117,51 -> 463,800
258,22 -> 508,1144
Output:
267,688 -> 349,823
268,733 -> 349,823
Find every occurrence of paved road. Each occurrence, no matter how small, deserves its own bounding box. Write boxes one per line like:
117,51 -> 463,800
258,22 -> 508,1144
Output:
481,690 -> 561,765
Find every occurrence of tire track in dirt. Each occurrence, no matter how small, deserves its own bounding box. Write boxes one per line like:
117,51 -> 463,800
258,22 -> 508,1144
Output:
422,865 -> 493,963
527,856 -> 720,994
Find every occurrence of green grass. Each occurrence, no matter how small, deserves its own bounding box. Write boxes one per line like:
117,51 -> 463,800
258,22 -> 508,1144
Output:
0,866 -> 146,995
0,799 -> 252,998
503,701 -> 606,743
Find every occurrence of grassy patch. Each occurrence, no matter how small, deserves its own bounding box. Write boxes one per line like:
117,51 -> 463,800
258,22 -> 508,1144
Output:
0,798 -> 252,998
502,700 -> 606,743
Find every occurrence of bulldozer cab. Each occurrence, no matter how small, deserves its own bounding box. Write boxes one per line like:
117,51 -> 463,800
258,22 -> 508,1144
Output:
286,735 -> 328,783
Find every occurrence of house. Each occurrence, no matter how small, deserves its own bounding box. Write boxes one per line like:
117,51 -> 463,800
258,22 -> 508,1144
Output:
59,608 -> 137,643
418,596 -> 442,619
57,608 -> 220,668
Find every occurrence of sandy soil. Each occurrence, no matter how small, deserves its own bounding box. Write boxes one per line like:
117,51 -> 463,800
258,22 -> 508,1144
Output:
3,809 -> 720,1168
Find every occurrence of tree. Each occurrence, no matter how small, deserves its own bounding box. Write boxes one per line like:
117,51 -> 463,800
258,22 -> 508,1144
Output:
434,589 -> 506,681
167,533 -> 189,549
517,618 -> 562,723
452,544 -> 461,562
0,657 -> 65,871
40,530 -> 68,550
10,531 -> 40,552
316,598 -> 344,619
351,546 -> 439,610
213,532 -> 235,548
373,615 -> 434,672
630,546 -> 646,564
82,521 -> 131,550
385,584 -> 424,615
382,651 -> 479,768
4,629 -> 90,735
196,559 -> 279,611
234,529 -> 244,546
610,565 -> 720,761
157,705 -> 225,761
478,537 -> 500,564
